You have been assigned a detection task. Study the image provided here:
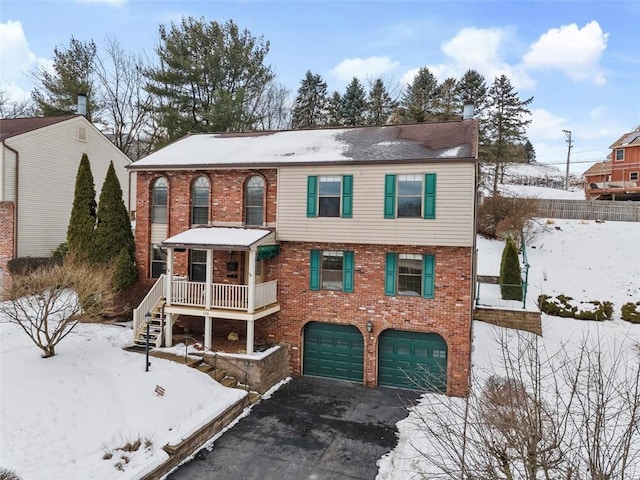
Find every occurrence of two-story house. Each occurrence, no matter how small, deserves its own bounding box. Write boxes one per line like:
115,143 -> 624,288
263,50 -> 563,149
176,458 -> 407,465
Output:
0,115 -> 132,290
584,126 -> 640,200
128,120 -> 478,396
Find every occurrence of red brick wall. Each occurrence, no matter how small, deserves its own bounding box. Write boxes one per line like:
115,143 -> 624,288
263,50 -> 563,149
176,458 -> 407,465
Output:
0,202 -> 15,296
256,241 -> 473,396
135,169 -> 278,279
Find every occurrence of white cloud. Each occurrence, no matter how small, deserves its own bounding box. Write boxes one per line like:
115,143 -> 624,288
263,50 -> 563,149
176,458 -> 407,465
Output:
529,108 -> 568,141
330,56 -> 400,83
523,21 -> 608,85
400,27 -> 535,90
0,20 -> 44,101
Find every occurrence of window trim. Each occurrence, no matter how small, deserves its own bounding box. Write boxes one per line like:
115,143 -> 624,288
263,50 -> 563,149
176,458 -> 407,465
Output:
630,172 -> 639,181
151,177 -> 168,224
189,249 -> 207,282
245,175 -> 265,226
615,148 -> 624,161
385,252 -> 435,298
384,173 -> 436,219
150,246 -> 166,279
310,249 -> 354,293
191,176 -> 210,225
306,175 -> 353,218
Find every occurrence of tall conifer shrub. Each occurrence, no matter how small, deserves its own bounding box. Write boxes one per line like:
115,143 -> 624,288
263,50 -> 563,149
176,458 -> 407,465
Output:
500,235 -> 522,301
66,153 -> 96,262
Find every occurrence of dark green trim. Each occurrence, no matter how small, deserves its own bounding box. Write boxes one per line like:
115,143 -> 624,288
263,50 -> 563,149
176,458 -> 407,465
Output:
423,173 -> 436,219
384,252 -> 397,295
343,250 -> 354,293
422,254 -> 435,298
306,176 -> 318,217
310,250 -> 320,290
341,175 -> 353,218
384,174 -> 396,219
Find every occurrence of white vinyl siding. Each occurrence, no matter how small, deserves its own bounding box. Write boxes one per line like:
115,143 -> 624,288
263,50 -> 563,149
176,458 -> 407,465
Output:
1,147 -> 17,202
3,117 -> 131,257
277,163 -> 476,247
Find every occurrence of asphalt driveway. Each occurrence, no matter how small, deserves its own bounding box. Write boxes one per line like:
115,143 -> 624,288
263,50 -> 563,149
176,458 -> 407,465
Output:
167,376 -> 419,480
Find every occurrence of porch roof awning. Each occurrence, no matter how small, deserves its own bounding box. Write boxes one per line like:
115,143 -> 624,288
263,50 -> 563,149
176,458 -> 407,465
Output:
161,227 -> 275,250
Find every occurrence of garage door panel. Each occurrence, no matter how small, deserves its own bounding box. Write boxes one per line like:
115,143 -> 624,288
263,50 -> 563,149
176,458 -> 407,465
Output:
304,322 -> 364,383
378,330 -> 447,392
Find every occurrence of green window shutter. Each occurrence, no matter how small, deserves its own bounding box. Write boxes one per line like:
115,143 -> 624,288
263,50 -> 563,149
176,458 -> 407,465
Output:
423,254 -> 435,298
306,176 -> 318,217
384,252 -> 397,296
310,250 -> 320,290
341,175 -> 353,218
423,173 -> 436,219
343,250 -> 354,293
384,174 -> 396,219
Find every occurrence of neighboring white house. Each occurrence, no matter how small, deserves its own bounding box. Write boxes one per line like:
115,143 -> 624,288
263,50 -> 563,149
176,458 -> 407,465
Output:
0,115 -> 133,284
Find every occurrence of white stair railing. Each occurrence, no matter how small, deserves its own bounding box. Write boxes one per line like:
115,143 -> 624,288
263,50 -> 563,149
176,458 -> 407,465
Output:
133,275 -> 165,335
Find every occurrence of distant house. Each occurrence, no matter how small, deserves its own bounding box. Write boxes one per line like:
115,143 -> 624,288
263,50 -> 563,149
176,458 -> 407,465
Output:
127,120 -> 479,396
0,115 -> 133,286
584,127 -> 640,200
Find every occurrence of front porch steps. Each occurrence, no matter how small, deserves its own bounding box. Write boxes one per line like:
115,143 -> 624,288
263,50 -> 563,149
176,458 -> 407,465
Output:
133,305 -> 164,348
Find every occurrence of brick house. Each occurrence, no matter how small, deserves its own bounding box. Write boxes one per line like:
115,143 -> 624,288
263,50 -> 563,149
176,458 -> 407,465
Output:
584,126 -> 640,200
128,120 -> 478,396
0,115 -> 132,290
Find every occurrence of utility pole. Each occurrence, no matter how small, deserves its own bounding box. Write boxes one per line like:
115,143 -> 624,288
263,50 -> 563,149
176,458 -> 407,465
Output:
562,129 -> 573,190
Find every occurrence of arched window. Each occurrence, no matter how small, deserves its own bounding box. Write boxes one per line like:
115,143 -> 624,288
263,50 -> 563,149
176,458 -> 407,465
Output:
191,176 -> 210,225
245,175 -> 265,226
151,177 -> 168,224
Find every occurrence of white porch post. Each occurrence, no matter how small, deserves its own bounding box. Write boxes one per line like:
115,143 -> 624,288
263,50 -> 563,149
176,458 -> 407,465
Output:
247,249 -> 257,314
246,320 -> 255,355
165,247 -> 173,306
164,313 -> 173,347
205,249 -> 213,309
204,315 -> 212,351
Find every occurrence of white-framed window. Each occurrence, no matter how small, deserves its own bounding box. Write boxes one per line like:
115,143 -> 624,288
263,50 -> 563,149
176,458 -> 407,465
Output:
191,176 -> 209,225
318,176 -> 341,217
151,177 -> 168,224
189,249 -> 207,282
384,173 -> 436,220
151,246 -> 166,278
321,251 -> 344,291
385,252 -> 435,298
398,253 -> 423,296
630,172 -> 639,181
397,175 -> 423,218
245,175 -> 265,225
616,149 -> 624,161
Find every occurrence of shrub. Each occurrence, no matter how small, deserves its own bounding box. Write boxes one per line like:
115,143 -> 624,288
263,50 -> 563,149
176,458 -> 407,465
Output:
52,242 -> 68,260
499,235 -> 522,301
7,256 -> 61,275
477,195 -> 538,244
538,294 -> 613,321
0,468 -> 22,480
622,302 -> 640,323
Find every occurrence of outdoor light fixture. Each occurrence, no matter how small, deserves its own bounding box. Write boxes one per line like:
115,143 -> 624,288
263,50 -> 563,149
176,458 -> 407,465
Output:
144,311 -> 152,372
366,320 -> 373,334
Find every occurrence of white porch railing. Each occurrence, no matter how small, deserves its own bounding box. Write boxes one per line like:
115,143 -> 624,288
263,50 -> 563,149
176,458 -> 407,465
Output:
587,180 -> 639,190
168,279 -> 278,311
132,275 -> 165,334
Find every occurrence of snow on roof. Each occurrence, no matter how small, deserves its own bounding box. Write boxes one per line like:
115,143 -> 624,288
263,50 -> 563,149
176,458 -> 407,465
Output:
161,226 -> 273,249
128,121 -> 478,170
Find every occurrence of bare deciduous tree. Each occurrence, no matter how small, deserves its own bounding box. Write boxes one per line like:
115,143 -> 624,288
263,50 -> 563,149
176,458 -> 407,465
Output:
0,259 -> 115,358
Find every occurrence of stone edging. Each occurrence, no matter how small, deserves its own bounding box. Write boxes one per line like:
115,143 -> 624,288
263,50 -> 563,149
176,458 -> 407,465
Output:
140,395 -> 248,480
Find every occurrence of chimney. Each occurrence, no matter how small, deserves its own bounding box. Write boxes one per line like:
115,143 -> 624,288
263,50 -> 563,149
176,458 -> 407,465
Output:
77,93 -> 87,116
463,103 -> 474,120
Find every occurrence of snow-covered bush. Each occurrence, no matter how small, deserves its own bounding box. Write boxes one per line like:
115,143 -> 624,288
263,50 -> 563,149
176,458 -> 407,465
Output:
622,302 -> 640,323
538,294 -> 613,321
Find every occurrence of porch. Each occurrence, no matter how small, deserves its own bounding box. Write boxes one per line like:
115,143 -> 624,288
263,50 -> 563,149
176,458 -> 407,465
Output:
586,180 -> 640,200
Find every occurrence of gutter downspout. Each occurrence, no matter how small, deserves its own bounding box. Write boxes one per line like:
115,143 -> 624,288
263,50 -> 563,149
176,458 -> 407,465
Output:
2,139 -> 19,259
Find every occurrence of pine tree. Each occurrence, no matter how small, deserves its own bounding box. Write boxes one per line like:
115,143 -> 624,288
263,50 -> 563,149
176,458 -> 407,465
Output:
66,153 -> 97,263
340,77 -> 367,126
433,77 -> 460,121
366,78 -> 397,125
291,71 -> 329,129
93,162 -> 136,288
524,139 -> 536,163
31,37 -> 101,121
500,235 -> 522,301
455,69 -> 487,112
400,67 -> 439,123
483,75 -> 533,195
327,91 -> 343,127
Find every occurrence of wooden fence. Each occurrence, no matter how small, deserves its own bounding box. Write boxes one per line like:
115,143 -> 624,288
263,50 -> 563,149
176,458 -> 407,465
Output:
534,199 -> 640,222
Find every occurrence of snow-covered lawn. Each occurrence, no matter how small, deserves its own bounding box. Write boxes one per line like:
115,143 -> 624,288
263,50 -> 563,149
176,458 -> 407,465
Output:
378,219 -> 640,479
0,321 -> 245,479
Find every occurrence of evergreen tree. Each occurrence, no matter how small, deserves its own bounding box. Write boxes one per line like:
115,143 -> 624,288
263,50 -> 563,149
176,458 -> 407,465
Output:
433,77 -> 460,121
291,71 -> 329,129
145,17 -> 274,146
340,77 -> 367,126
499,235 -> 522,301
455,69 -> 487,112
93,162 -> 136,288
113,247 -> 138,290
524,139 -> 536,163
31,37 -> 101,121
66,154 -> 96,263
366,78 -> 397,125
483,75 -> 533,195
400,67 -> 439,123
327,91 -> 343,127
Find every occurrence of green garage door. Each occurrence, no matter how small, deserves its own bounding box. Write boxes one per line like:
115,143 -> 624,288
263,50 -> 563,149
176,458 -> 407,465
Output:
378,330 -> 447,392
303,322 -> 364,383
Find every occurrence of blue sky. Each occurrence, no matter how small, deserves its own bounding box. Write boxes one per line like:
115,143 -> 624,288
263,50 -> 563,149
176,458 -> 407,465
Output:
1,0 -> 639,173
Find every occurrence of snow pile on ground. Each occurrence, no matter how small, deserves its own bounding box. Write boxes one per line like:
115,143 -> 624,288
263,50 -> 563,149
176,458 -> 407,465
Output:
378,218 -> 640,479
0,321 -> 245,479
